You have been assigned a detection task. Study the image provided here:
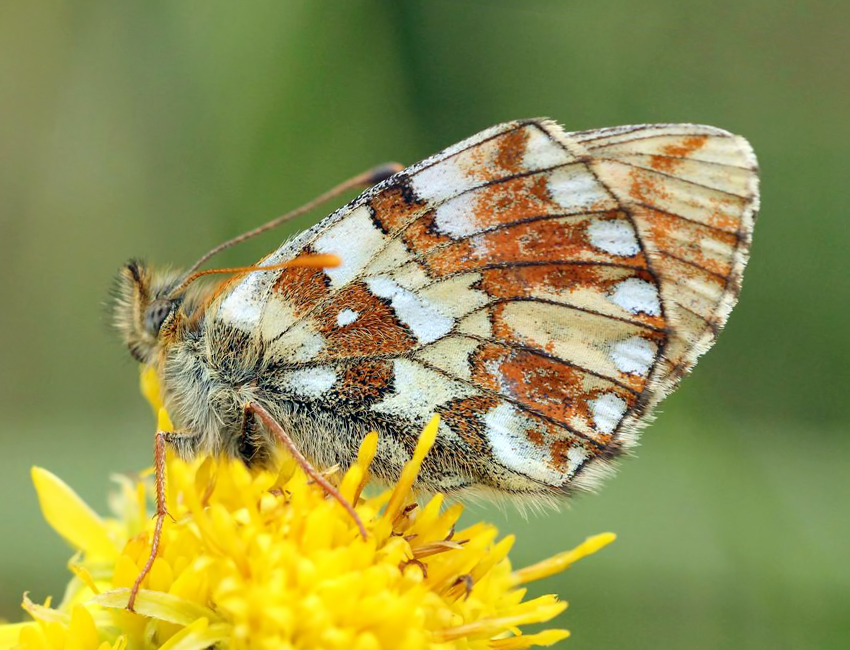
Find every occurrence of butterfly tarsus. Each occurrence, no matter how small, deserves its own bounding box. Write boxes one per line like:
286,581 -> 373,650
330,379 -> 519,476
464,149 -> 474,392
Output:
127,429 -> 172,612
245,401 -> 368,540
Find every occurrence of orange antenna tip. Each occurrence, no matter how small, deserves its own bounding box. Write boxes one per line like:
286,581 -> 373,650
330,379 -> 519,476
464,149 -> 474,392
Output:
169,254 -> 342,298
286,253 -> 341,268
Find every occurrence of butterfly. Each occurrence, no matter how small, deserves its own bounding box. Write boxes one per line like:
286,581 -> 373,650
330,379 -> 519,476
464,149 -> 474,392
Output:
114,118 -> 758,607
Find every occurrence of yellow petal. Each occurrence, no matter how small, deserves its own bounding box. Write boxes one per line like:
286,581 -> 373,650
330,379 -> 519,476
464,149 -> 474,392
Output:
67,605 -> 99,650
491,629 -> 571,649
156,407 -> 174,432
140,368 -> 174,429
513,532 -> 616,584
435,596 -> 567,642
0,622 -> 30,650
338,463 -> 365,505
16,624 -> 51,650
356,431 -> 379,470
140,366 -> 163,414
69,564 -> 100,596
352,431 -> 379,503
31,468 -> 117,560
92,589 -> 222,626
384,414 -> 439,521
22,595 -> 68,626
156,619 -> 230,650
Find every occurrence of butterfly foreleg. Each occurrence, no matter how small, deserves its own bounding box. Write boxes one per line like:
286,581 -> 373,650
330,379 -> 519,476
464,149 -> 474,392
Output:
244,401 -> 367,539
127,429 -> 191,612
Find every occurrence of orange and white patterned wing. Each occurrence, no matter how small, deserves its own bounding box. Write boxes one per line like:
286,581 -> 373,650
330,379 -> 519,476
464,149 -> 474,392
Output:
211,119 -> 759,495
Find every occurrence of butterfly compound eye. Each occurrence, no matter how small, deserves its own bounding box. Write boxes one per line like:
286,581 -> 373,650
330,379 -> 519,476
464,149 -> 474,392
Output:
144,299 -> 173,336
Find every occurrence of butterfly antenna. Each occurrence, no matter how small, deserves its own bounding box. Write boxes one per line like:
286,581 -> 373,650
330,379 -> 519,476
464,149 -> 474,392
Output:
166,255 -> 342,300
180,162 -> 403,280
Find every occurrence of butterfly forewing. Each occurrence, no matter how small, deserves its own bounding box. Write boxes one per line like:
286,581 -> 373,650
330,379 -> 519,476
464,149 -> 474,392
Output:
211,119 -> 758,495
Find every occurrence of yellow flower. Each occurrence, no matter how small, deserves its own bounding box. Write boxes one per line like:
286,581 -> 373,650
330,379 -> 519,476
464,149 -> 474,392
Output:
1,369 -> 615,650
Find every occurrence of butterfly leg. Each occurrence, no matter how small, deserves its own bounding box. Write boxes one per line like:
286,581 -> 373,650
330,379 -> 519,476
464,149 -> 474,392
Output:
127,429 -> 187,612
244,401 -> 368,539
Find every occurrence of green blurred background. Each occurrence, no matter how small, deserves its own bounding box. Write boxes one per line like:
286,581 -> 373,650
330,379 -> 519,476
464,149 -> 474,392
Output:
1,1 -> 848,647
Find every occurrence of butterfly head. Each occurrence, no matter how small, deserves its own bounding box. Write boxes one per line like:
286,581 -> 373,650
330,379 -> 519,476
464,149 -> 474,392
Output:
113,260 -> 189,364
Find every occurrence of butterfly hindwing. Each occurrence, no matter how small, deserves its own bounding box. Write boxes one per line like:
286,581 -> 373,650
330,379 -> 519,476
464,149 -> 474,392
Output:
212,119 -> 758,494
581,124 -> 758,408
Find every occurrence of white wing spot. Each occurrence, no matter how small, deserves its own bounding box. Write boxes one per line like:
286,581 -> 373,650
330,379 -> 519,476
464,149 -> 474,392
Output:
285,367 -> 336,399
313,205 -> 386,288
335,308 -> 359,327
611,336 -> 657,376
522,127 -> 574,170
547,167 -> 612,212
483,403 -> 565,485
566,446 -> 589,476
608,277 -> 661,316
433,192 -> 478,238
587,218 -> 640,257
366,276 -> 454,344
218,271 -> 270,331
410,158 -> 471,203
589,393 -> 627,434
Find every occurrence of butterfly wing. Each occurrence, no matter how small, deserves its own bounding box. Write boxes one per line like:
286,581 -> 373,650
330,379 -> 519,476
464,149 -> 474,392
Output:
212,119 -> 759,495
